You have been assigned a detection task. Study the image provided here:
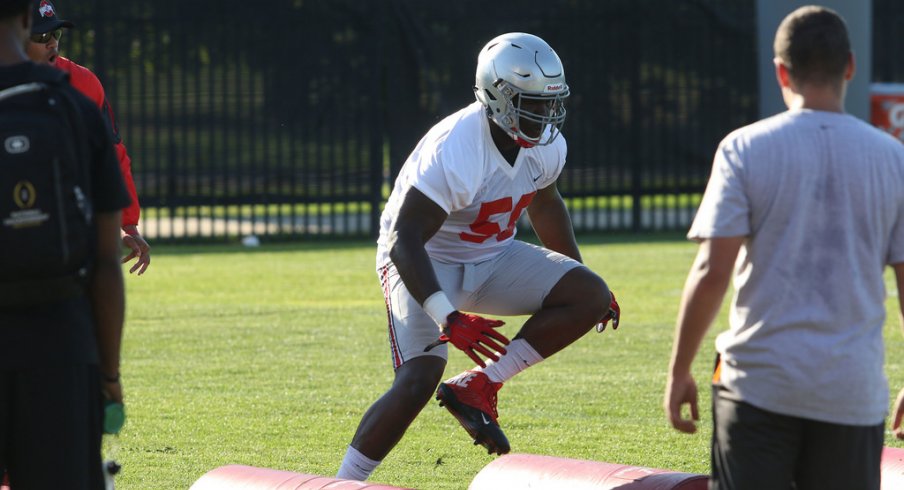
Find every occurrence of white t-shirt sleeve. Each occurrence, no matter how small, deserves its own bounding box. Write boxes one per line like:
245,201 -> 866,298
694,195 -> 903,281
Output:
410,139 -> 478,214
688,135 -> 751,241
888,155 -> 904,265
536,136 -> 567,189
890,211 -> 904,265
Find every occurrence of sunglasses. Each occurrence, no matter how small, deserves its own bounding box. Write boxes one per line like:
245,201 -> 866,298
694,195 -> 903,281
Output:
30,29 -> 63,44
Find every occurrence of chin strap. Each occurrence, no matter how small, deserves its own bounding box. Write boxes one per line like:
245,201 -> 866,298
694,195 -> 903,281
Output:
510,130 -> 536,149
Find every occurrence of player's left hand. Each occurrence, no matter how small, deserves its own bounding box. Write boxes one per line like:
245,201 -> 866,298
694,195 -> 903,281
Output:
121,225 -> 151,275
595,291 -> 620,332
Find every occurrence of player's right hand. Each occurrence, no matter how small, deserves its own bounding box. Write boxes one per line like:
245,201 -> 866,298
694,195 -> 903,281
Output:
101,376 -> 124,405
892,387 -> 904,439
665,371 -> 699,434
121,225 -> 151,275
424,312 -> 510,368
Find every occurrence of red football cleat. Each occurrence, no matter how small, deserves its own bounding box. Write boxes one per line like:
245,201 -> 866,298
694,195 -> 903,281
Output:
436,370 -> 510,455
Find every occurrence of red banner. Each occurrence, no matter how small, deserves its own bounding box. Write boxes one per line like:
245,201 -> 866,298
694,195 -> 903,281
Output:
871,83 -> 904,143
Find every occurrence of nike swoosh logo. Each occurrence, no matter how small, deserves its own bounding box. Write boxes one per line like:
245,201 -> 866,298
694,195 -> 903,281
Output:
481,413 -> 492,425
532,174 -> 541,182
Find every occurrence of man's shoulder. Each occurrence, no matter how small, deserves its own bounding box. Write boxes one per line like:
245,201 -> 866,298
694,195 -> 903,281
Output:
436,102 -> 484,135
716,113 -> 796,154
28,62 -> 64,82
425,103 -> 485,153
55,57 -> 97,81
48,78 -> 108,138
731,112 -> 789,136
843,115 -> 904,155
0,62 -> 61,88
0,62 -> 94,114
534,131 -> 567,158
55,57 -> 105,104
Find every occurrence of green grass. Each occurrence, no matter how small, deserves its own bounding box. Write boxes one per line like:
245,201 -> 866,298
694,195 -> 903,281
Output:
106,235 -> 904,489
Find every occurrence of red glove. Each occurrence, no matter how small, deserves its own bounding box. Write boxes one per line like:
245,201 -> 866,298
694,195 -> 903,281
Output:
595,291 -> 620,333
424,311 -> 510,367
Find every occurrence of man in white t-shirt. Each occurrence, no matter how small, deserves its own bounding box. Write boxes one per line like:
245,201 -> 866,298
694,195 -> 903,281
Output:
337,32 -> 620,481
664,6 -> 904,490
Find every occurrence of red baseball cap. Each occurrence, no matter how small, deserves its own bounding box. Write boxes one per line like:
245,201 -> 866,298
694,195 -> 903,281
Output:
32,0 -> 74,34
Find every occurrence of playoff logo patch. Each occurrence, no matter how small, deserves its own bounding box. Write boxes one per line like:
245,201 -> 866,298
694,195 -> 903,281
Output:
3,180 -> 48,229
14,181 -> 37,209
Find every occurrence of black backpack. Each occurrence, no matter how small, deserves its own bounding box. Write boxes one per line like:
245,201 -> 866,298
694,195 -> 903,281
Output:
0,69 -> 94,307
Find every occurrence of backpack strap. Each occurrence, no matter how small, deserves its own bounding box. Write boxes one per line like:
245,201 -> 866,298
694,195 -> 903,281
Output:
50,81 -> 94,225
0,64 -> 67,101
0,82 -> 45,103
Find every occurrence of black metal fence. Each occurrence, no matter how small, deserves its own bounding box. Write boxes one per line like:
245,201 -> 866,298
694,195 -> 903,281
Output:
58,0 -> 903,241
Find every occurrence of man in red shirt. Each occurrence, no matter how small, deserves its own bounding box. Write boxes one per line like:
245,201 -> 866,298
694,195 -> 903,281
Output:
27,0 -> 150,275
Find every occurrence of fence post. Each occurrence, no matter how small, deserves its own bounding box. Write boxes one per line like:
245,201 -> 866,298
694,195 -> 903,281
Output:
369,1 -> 388,239
629,5 -> 643,233
92,0 -> 106,82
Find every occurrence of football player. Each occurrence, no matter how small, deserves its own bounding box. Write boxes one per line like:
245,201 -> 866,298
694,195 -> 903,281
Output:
337,32 -> 620,481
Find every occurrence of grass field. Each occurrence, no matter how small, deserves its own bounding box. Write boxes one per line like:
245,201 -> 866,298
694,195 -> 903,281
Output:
105,234 -> 904,489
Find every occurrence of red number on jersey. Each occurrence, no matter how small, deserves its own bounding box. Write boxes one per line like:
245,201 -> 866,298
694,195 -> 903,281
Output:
459,192 -> 536,243
497,192 -> 536,241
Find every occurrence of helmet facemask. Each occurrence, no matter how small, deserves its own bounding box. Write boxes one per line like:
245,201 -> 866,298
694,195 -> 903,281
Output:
491,79 -> 569,147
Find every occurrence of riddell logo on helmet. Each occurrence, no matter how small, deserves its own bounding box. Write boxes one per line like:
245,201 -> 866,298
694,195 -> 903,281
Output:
544,84 -> 564,93
39,0 -> 55,18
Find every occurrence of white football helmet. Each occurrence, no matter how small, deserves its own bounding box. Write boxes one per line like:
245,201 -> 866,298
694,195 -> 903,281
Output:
474,33 -> 569,148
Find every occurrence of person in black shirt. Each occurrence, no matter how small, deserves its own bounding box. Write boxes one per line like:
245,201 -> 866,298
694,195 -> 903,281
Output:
0,1 -> 130,488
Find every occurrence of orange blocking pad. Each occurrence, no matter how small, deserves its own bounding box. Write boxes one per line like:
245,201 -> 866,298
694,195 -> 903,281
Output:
468,453 -> 707,490
882,446 -> 904,489
189,465 -> 412,490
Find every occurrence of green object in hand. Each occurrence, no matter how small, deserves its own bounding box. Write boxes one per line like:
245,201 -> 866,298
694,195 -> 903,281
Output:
104,401 -> 125,434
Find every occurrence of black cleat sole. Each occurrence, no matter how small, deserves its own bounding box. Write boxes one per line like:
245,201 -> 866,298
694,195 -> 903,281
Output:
436,384 -> 511,455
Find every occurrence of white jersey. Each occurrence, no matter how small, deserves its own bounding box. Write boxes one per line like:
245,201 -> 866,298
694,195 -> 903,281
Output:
377,102 -> 567,266
690,109 -> 904,425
